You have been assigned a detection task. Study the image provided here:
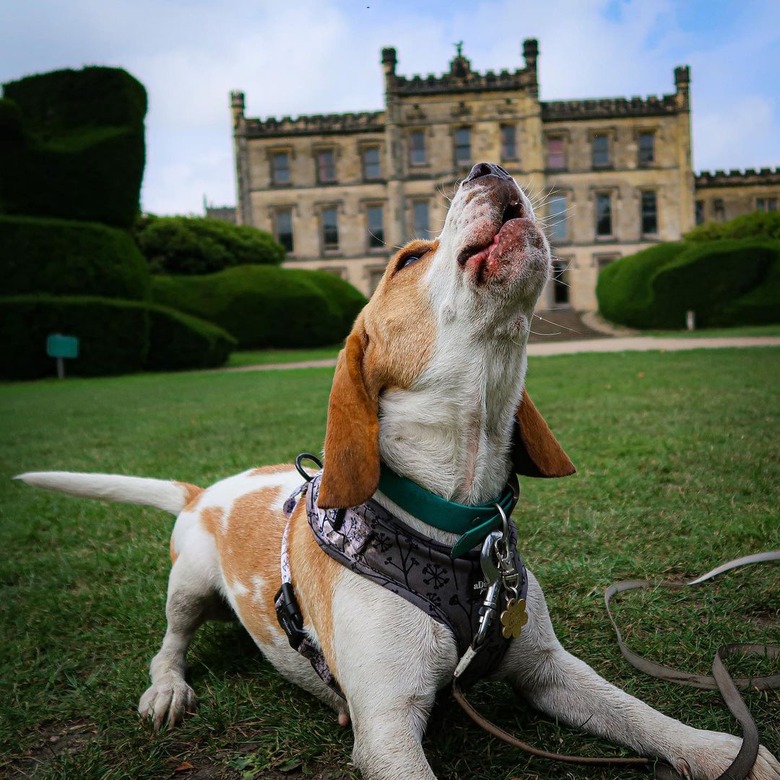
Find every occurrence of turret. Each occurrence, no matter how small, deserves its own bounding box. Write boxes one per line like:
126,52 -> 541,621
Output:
523,39 -> 539,97
230,90 -> 245,129
381,47 -> 397,89
674,65 -> 690,111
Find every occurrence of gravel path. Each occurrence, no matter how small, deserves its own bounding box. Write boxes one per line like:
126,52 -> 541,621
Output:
223,336 -> 780,372
526,335 -> 780,356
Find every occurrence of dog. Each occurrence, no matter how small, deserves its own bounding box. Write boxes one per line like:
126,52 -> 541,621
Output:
18,163 -> 779,780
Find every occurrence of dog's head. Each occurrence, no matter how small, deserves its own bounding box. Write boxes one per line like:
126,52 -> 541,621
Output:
319,162 -> 575,508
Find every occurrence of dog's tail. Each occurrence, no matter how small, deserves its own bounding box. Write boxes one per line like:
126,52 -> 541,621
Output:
14,471 -> 202,515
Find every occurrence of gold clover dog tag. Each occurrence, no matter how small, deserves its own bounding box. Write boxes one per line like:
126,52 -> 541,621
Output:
500,598 -> 528,639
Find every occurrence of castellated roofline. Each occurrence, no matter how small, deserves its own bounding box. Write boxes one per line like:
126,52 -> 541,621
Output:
242,110 -> 385,138
542,93 -> 681,121
383,38 -> 539,97
234,42 -> 691,136
696,167 -> 780,186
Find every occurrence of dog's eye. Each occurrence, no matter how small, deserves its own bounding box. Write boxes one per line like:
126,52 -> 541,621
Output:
396,252 -> 422,272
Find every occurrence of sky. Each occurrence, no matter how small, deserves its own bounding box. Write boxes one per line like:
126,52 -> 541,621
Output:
2,0 -> 778,216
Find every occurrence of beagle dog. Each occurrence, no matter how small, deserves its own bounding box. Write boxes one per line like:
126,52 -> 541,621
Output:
18,163 -> 779,780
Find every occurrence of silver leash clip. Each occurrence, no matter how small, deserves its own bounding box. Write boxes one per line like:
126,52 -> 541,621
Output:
473,530 -> 503,649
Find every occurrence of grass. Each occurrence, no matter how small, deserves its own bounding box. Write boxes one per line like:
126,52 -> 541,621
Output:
227,345 -> 341,368
1,348 -> 778,779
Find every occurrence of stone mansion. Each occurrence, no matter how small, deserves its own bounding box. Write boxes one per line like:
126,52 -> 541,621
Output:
228,41 -> 779,309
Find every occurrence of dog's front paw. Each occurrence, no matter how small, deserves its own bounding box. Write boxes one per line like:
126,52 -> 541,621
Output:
138,677 -> 196,730
673,732 -> 780,779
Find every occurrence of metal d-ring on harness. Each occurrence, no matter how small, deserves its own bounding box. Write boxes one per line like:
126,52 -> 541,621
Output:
294,452 -> 322,482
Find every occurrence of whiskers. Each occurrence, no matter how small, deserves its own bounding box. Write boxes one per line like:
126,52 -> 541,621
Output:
524,182 -> 576,242
550,254 -> 572,288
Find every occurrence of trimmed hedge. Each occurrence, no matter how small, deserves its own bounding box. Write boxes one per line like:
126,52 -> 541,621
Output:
304,269 -> 369,334
145,305 -> 236,371
0,67 -> 146,228
0,295 -> 148,379
134,215 -> 285,275
596,243 -> 688,328
3,67 -> 146,128
0,215 -> 151,300
650,240 -> 778,328
151,265 -> 366,348
719,257 -> 780,326
597,240 -> 780,329
0,296 -> 235,380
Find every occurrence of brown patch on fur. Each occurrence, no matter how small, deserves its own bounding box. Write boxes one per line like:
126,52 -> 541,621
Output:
512,389 -> 576,478
200,506 -> 224,537
319,240 -> 438,509
169,535 -> 178,565
364,239 -> 439,391
213,486 -> 286,645
288,500 -> 342,682
178,481 -> 204,509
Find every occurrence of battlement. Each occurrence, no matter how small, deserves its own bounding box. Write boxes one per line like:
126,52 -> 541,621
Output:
388,66 -> 537,97
695,168 -> 780,187
383,39 -> 538,98
243,111 -> 384,138
542,94 -> 680,121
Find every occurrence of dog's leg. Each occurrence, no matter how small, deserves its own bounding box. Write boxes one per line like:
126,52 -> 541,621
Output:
138,550 -> 227,730
500,571 -> 780,779
332,579 -> 455,780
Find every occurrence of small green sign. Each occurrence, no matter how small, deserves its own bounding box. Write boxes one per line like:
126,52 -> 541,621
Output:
47,334 -> 80,359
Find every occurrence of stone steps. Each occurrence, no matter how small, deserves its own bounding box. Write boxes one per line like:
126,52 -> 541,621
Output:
527,309 -> 609,343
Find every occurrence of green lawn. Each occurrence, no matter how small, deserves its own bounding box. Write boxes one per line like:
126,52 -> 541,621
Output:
227,345 -> 341,368
1,348 -> 778,779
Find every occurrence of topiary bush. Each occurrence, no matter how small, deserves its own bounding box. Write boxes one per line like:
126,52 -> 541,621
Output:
651,240 -> 780,328
151,265 -> 366,348
597,239 -> 780,329
596,243 -> 688,328
718,256 -> 780,326
0,296 -> 235,380
0,215 -> 151,300
684,210 -> 780,243
0,67 -> 146,228
146,305 -> 236,371
3,67 -> 146,128
0,295 -> 149,379
304,269 -> 368,334
134,215 -> 285,274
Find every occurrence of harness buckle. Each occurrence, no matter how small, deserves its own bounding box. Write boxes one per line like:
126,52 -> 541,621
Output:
274,582 -> 306,651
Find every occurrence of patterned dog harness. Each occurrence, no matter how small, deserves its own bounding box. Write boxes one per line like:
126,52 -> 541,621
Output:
275,471 -> 528,697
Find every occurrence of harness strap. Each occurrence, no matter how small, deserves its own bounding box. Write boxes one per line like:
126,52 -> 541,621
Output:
276,471 -> 525,696
274,490 -> 344,697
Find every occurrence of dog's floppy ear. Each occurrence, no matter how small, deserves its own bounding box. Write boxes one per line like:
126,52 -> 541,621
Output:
512,389 -> 576,478
319,324 -> 380,508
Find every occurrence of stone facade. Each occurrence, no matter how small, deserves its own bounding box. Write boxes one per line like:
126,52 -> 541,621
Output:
231,42 -> 779,309
695,168 -> 780,225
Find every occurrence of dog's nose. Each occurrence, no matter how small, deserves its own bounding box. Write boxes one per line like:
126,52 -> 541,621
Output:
464,162 -> 511,183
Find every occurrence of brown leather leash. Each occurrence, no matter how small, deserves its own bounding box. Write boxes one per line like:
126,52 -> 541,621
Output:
453,551 -> 780,779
